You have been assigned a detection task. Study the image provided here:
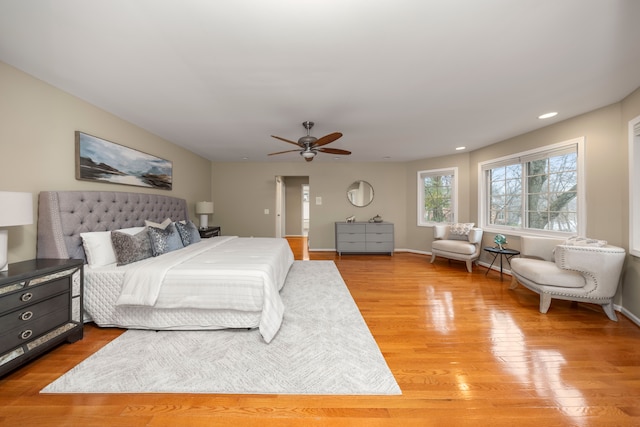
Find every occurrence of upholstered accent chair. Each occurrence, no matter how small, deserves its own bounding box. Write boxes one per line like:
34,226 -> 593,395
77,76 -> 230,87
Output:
430,223 -> 484,273
510,236 -> 626,321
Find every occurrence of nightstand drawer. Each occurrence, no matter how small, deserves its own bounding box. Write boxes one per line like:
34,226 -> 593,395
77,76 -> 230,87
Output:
0,277 -> 69,314
198,227 -> 221,238
0,293 -> 69,332
0,306 -> 70,354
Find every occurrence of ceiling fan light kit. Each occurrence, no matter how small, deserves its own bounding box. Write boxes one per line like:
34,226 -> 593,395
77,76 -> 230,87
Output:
269,121 -> 351,162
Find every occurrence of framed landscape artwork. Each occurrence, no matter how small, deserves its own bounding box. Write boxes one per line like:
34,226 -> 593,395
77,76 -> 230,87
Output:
75,132 -> 172,190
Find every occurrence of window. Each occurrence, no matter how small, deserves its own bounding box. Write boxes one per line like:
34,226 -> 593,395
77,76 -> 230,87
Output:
417,167 -> 457,226
479,137 -> 585,236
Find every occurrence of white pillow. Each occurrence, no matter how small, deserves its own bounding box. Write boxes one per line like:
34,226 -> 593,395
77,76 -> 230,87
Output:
118,226 -> 146,235
80,227 -> 147,266
144,218 -> 172,229
80,231 -> 117,266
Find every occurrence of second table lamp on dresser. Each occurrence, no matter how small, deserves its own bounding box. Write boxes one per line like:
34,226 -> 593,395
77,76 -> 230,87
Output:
0,191 -> 33,271
195,201 -> 214,230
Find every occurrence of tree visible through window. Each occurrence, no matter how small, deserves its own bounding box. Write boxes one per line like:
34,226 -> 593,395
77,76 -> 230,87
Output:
481,138 -> 583,235
418,168 -> 457,225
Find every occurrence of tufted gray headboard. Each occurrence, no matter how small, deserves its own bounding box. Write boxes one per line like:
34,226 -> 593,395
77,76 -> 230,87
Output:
37,191 -> 188,261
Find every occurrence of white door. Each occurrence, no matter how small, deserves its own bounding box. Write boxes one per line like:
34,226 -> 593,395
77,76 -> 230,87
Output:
274,176 -> 285,238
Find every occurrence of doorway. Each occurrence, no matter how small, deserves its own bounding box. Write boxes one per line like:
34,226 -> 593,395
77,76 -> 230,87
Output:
275,176 -> 310,238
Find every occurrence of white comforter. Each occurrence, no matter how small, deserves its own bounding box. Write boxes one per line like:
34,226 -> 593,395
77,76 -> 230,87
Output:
115,236 -> 294,342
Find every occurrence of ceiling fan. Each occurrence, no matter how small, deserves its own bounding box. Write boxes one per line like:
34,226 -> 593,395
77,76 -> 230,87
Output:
269,121 -> 351,162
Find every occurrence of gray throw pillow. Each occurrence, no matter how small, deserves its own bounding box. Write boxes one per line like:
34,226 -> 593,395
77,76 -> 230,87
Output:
147,223 -> 184,256
175,220 -> 202,246
111,229 -> 153,266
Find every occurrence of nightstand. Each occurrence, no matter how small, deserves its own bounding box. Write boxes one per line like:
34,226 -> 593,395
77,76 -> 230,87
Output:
0,258 -> 84,376
199,226 -> 221,238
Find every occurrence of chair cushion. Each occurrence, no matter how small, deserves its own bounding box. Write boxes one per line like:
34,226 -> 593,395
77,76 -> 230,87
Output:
432,239 -> 476,255
511,258 -> 585,288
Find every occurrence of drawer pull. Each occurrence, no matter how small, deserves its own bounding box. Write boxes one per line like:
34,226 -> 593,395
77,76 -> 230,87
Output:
20,311 -> 34,321
20,330 -> 33,340
20,292 -> 33,302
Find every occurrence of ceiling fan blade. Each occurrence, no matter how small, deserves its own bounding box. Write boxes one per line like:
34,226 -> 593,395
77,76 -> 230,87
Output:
268,149 -> 300,156
271,135 -> 300,146
314,132 -> 342,147
318,147 -> 351,155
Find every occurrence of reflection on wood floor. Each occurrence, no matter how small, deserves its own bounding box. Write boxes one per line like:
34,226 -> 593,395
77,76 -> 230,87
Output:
1,238 -> 639,426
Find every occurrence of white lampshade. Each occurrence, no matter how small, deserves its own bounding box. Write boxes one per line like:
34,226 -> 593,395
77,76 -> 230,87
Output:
195,201 -> 214,214
195,201 -> 214,229
0,191 -> 33,227
0,191 -> 33,272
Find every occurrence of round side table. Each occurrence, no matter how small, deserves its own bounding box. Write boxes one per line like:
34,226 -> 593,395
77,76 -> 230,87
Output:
483,247 -> 520,279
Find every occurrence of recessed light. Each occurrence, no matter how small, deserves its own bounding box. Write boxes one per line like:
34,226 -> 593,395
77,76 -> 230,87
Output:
538,112 -> 558,119
455,146 -> 466,151
242,157 -> 249,160
383,156 -> 391,160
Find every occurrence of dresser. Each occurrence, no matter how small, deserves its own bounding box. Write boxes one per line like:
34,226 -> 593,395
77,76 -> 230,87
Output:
0,259 -> 84,376
335,222 -> 394,255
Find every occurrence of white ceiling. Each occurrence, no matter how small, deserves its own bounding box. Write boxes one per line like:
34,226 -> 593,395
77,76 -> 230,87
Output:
1,1 -> 640,162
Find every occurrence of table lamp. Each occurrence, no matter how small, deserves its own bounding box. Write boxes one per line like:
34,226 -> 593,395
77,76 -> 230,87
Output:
0,191 -> 33,271
195,201 -> 214,230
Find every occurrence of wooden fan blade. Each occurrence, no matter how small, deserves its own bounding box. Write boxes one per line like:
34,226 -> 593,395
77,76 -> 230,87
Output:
314,132 -> 342,147
268,149 -> 300,156
318,147 -> 351,155
271,135 -> 300,146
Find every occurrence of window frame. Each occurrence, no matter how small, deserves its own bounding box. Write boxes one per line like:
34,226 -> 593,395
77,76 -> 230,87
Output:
629,115 -> 640,257
417,167 -> 458,226
478,137 -> 586,237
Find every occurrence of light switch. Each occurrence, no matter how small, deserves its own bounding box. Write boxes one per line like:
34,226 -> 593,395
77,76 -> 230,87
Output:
264,209 -> 269,214
316,196 -> 322,205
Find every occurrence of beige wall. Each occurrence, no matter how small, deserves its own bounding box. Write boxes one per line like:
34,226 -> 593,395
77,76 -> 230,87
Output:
210,162 -> 406,250
621,87 -> 640,319
0,62 -> 212,264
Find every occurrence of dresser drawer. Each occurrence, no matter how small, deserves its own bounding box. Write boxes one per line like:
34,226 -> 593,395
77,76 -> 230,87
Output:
365,232 -> 394,243
338,242 -> 367,252
0,277 -> 70,314
336,223 -> 366,234
365,223 -> 394,234
337,233 -> 366,243
0,293 -> 69,332
0,306 -> 70,354
366,241 -> 394,253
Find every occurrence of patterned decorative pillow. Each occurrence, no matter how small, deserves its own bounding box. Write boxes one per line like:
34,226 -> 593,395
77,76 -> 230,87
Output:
147,223 -> 184,256
174,220 -> 201,246
111,229 -> 153,266
563,236 -> 607,247
449,223 -> 475,236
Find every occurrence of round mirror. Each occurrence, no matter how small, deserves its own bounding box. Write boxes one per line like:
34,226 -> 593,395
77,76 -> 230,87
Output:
346,180 -> 374,207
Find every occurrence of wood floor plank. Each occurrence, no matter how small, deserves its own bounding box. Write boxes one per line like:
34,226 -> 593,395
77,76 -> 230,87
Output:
1,237 -> 639,426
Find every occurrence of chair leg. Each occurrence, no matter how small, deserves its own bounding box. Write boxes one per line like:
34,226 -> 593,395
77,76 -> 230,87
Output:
465,260 -> 472,273
539,294 -> 552,313
602,301 -> 618,321
509,276 -> 519,290
430,253 -> 436,264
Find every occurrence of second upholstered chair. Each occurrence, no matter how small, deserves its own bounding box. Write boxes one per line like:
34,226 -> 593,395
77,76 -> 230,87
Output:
430,223 -> 484,273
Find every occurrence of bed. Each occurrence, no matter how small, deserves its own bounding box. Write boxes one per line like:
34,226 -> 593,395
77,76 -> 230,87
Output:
36,191 -> 294,343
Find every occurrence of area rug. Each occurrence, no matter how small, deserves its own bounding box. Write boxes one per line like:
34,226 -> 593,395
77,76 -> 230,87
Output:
41,261 -> 401,395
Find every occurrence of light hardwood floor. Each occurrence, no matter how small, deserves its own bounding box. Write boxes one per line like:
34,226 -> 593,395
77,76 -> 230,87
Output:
1,236 -> 639,426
